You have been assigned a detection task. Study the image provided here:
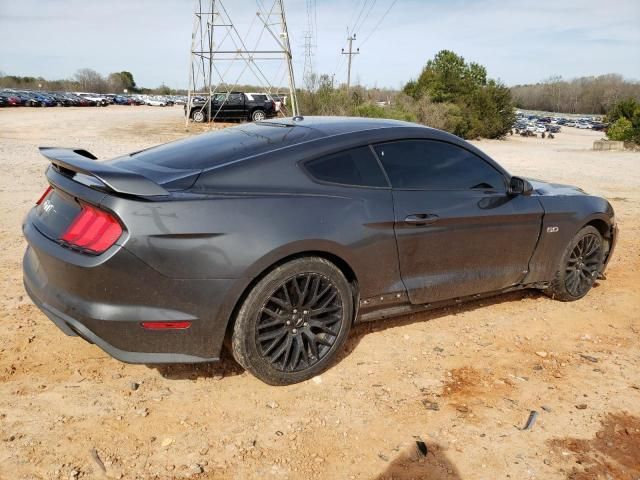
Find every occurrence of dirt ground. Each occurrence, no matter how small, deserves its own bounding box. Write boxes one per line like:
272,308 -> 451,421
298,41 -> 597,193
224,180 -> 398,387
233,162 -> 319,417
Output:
0,106 -> 639,480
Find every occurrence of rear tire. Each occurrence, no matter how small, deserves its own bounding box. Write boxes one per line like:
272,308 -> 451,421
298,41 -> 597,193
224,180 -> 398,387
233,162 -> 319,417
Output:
546,225 -> 604,301
251,109 -> 266,121
231,257 -> 353,385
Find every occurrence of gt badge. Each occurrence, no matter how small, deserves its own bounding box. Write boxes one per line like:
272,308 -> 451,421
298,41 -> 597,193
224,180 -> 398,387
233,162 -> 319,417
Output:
547,226 -> 559,233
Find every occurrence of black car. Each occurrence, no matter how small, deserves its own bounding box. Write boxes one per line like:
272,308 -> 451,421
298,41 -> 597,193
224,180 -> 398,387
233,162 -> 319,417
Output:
23,117 -> 617,385
48,92 -> 75,107
186,92 -> 277,123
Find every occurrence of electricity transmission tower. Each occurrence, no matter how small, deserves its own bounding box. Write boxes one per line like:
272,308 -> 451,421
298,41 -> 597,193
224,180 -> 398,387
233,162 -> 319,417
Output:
302,0 -> 316,90
186,0 -> 299,126
302,32 -> 315,89
341,34 -> 359,94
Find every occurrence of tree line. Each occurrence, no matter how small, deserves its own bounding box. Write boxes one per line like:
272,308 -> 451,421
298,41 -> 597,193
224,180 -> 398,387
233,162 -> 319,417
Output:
511,74 -> 640,115
10,56 -> 639,141
0,69 -> 179,95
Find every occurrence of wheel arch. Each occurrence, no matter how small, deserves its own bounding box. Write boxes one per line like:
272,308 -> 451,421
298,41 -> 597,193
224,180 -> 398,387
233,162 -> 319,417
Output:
585,218 -> 612,239
249,107 -> 265,119
584,216 -> 616,270
222,249 -> 359,343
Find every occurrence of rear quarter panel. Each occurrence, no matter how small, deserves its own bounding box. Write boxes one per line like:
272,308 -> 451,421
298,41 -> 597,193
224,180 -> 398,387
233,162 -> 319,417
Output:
101,188 -> 402,299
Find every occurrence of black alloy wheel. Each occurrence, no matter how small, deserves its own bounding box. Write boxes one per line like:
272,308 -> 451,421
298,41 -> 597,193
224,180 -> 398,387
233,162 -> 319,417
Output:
547,225 -> 605,301
231,257 -> 353,385
256,273 -> 343,372
565,232 -> 602,297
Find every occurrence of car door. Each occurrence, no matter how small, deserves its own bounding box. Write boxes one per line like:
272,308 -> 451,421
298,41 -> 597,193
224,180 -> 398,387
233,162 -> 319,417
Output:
209,93 -> 228,120
373,139 -> 543,305
226,93 -> 245,119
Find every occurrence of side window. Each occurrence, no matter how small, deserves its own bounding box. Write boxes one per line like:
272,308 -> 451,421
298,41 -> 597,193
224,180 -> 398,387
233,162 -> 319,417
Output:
374,140 -> 505,191
304,146 -> 388,188
228,93 -> 244,105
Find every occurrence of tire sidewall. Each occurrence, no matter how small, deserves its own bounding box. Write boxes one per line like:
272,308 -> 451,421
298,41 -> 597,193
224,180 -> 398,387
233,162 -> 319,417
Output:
232,257 -> 353,385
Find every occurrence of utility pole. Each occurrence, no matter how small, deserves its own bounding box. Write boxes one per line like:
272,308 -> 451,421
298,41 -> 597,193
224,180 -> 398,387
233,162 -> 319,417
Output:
341,34 -> 359,94
278,0 -> 299,116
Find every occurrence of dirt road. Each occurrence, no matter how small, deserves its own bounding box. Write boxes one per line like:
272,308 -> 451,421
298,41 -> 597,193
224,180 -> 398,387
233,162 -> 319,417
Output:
1,107 -> 638,480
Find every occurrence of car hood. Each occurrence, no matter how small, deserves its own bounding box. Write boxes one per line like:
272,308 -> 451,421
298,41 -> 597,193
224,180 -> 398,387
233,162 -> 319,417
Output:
526,178 -> 587,196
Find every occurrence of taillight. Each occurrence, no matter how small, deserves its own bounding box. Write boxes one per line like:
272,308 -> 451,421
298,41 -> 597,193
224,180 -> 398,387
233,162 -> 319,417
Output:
36,186 -> 52,205
60,203 -> 123,254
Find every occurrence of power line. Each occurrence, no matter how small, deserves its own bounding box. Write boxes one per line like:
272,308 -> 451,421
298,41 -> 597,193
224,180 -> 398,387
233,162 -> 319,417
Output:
352,0 -> 377,35
350,0 -> 370,35
359,0 -> 398,48
345,0 -> 365,34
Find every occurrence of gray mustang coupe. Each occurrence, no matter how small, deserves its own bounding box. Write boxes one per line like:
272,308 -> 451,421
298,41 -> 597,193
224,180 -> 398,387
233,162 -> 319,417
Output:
23,117 -> 617,384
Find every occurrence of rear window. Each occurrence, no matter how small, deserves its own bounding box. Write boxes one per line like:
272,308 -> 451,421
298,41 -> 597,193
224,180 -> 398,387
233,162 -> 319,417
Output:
108,123 -> 321,177
304,147 -> 388,187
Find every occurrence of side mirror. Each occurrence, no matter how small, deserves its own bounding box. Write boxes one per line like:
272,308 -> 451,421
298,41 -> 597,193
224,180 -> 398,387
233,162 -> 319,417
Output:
508,176 -> 534,196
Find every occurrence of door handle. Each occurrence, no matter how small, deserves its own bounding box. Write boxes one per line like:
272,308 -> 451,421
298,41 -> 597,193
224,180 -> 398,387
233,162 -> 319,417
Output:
404,214 -> 439,226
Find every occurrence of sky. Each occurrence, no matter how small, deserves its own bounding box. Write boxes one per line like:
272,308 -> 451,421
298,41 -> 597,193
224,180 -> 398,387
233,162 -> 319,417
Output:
0,0 -> 638,90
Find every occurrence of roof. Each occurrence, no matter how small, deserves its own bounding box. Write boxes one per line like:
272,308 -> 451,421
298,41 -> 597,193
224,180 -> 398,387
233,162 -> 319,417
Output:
258,116 -> 421,137
114,116 -> 424,171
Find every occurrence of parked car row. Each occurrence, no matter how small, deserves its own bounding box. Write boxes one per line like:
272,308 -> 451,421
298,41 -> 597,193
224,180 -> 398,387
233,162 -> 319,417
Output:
515,113 -> 608,132
0,89 -> 187,108
514,117 -> 562,136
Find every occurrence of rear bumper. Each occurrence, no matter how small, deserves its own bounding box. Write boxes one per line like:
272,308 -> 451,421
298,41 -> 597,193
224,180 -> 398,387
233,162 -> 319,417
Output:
24,279 -> 217,363
22,220 -> 237,364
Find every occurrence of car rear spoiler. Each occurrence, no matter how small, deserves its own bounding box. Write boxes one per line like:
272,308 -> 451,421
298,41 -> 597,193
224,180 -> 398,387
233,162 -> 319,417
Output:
39,147 -> 169,197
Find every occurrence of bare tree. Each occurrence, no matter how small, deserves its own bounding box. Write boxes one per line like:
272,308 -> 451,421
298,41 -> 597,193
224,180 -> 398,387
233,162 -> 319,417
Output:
74,68 -> 108,93
512,74 -> 640,114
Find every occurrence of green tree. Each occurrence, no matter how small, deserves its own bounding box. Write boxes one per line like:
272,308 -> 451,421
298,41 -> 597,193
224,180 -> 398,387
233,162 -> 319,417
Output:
607,118 -> 634,141
108,71 -> 137,92
156,83 -> 172,95
608,98 -> 638,123
404,50 -> 514,138
607,98 -> 640,144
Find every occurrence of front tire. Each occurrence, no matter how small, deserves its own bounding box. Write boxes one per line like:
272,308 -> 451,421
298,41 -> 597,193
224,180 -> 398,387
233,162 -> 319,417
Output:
546,225 -> 604,301
231,257 -> 353,385
192,110 -> 205,123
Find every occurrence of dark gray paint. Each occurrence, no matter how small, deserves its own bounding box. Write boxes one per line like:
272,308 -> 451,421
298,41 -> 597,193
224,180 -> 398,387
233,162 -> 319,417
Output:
22,117 -> 617,363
